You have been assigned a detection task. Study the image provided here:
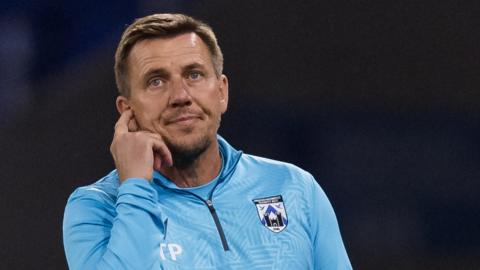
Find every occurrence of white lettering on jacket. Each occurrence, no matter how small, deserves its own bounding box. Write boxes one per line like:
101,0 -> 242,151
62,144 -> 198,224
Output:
160,243 -> 183,261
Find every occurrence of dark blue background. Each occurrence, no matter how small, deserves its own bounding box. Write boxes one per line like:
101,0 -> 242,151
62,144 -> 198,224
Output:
1,1 -> 479,269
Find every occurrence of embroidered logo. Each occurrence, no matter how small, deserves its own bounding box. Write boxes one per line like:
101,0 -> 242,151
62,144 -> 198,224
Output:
252,195 -> 288,232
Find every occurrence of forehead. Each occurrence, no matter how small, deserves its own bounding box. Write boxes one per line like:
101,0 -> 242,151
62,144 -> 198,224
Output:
128,32 -> 212,74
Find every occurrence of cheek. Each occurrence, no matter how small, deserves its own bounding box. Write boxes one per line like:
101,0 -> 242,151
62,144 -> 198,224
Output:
131,99 -> 164,125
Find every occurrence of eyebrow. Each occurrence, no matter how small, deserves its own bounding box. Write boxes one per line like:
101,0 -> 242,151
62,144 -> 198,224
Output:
142,61 -> 208,81
183,62 -> 206,71
143,68 -> 169,81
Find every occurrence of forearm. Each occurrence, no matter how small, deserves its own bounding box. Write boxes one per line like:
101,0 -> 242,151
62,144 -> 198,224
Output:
63,179 -> 164,270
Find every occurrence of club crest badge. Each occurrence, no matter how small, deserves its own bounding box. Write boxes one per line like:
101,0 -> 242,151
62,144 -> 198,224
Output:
252,195 -> 288,233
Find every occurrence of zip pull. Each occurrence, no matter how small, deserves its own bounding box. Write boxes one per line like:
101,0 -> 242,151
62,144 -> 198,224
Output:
205,199 -> 230,251
206,200 -> 215,211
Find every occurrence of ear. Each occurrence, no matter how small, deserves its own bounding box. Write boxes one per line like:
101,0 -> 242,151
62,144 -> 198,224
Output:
218,74 -> 229,114
116,95 -> 131,114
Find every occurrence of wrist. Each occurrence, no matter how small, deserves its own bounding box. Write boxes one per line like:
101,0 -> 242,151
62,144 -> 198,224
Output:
119,171 -> 152,183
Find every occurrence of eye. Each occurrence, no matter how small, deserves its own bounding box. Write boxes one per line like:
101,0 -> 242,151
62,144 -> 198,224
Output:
188,71 -> 203,81
149,78 -> 164,88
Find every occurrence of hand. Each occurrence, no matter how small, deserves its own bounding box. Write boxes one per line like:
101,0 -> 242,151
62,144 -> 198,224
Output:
110,109 -> 173,183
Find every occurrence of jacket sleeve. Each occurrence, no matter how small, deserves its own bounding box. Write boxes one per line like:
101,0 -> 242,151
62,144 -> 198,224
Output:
308,175 -> 353,270
63,178 -> 165,270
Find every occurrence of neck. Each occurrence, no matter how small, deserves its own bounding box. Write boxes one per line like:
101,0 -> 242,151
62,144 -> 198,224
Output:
159,140 -> 222,188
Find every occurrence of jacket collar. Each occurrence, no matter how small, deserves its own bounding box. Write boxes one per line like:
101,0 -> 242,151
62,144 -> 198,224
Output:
152,135 -> 242,189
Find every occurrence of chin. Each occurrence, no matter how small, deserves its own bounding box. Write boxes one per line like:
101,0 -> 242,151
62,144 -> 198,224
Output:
164,132 -> 213,168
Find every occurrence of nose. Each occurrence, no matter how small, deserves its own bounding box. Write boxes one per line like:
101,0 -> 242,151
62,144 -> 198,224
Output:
168,77 -> 192,108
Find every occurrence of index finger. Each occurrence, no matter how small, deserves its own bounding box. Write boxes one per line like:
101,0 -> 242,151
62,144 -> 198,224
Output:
114,109 -> 133,134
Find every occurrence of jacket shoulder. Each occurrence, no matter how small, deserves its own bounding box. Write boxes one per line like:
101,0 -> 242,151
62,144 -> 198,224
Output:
239,154 -> 316,184
67,170 -> 120,205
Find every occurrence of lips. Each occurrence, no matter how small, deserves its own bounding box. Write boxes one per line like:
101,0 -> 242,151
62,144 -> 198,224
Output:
166,114 -> 202,125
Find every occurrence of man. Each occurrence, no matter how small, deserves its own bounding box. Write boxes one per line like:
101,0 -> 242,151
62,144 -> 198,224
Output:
63,13 -> 352,270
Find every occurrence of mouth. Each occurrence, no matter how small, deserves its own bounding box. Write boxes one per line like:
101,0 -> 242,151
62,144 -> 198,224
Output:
166,114 -> 202,125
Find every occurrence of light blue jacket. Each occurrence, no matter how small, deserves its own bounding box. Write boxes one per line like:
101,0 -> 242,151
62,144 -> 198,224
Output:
63,136 -> 352,269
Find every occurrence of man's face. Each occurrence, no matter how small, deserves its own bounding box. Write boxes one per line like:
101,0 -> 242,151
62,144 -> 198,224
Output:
118,32 -> 228,162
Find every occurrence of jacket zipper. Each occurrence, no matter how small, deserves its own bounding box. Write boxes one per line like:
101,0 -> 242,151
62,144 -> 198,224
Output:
156,184 -> 230,251
185,192 -> 230,251
205,199 -> 229,251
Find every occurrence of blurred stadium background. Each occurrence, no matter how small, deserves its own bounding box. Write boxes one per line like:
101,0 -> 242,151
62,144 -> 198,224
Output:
0,1 -> 479,269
